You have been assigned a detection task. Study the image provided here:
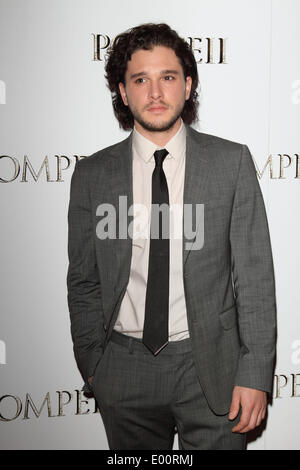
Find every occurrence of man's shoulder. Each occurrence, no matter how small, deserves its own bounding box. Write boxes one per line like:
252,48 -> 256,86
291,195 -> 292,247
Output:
187,126 -> 245,152
91,133 -> 131,159
76,133 -> 131,171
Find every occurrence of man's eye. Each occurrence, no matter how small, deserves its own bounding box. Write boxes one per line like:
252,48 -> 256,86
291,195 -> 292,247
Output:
164,76 -> 174,80
136,78 -> 146,84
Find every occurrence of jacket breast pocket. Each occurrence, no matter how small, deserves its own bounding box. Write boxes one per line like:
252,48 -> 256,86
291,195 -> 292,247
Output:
219,305 -> 237,330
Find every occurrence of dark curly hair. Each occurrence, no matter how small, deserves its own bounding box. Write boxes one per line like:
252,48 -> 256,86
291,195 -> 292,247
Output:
104,23 -> 199,130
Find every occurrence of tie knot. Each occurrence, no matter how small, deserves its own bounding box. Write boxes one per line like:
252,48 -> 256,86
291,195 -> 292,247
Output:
154,149 -> 169,167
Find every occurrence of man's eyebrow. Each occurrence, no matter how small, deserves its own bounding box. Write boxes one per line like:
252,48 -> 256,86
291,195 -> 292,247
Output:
129,69 -> 180,80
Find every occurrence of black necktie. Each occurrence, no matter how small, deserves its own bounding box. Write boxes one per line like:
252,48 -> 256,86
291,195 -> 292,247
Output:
142,149 -> 170,355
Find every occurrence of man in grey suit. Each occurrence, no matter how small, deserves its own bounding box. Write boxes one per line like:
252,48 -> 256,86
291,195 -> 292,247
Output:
67,23 -> 277,450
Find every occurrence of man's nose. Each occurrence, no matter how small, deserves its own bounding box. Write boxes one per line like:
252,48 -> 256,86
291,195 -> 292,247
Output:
149,80 -> 162,99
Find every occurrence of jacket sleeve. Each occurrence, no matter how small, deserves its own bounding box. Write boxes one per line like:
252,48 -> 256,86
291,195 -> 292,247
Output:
67,158 -> 105,392
230,144 -> 277,394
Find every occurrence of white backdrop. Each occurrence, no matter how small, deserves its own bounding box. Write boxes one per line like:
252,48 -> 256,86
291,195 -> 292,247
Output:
0,0 -> 299,450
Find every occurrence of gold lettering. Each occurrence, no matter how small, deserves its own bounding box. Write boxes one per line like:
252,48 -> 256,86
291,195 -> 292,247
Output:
76,390 -> 91,415
291,374 -> 300,397
23,392 -> 53,419
92,34 -> 110,61
279,154 -> 292,179
253,155 -> 276,179
0,156 -> 20,183
21,156 -> 55,182
219,38 -> 228,64
57,391 -> 72,417
55,155 -> 71,182
0,395 -> 22,422
187,37 -> 203,64
206,37 -> 215,64
295,154 -> 300,178
273,374 -> 288,398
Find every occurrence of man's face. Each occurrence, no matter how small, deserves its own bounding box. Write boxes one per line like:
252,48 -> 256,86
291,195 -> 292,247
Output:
118,46 -> 192,133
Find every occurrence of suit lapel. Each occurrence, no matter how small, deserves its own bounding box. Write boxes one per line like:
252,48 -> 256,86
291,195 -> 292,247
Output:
183,125 -> 211,265
107,132 -> 134,293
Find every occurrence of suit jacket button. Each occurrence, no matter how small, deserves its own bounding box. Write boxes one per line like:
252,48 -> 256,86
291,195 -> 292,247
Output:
103,324 -> 107,331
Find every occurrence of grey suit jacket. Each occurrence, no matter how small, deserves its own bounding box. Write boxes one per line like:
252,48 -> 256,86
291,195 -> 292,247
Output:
67,124 -> 277,415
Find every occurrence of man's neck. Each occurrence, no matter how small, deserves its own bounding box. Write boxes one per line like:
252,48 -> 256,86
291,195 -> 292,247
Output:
134,118 -> 182,147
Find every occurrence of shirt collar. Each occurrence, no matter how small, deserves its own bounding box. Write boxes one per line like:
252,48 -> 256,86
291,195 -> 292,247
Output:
132,118 -> 186,163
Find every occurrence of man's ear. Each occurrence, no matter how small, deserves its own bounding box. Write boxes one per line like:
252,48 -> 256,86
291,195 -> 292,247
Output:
185,76 -> 192,101
119,82 -> 128,106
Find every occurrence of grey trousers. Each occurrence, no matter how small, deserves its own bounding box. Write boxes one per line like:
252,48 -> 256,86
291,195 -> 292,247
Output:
92,329 -> 246,450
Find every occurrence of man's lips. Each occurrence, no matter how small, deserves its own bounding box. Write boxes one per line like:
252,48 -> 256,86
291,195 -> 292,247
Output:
147,106 -> 167,112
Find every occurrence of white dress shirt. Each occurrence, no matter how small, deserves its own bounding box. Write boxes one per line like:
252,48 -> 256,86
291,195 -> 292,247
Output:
113,118 -> 190,341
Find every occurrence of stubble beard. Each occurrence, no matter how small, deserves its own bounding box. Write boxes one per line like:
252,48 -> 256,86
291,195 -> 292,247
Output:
129,100 -> 185,133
